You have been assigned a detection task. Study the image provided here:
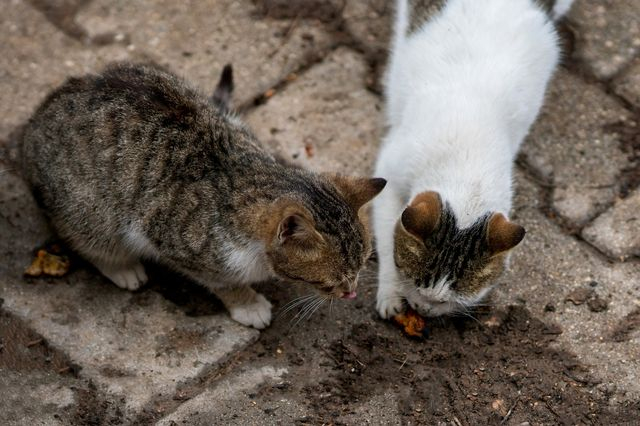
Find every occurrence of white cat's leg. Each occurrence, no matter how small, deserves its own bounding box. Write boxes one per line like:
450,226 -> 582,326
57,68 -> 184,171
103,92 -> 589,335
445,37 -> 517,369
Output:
92,258 -> 148,291
213,286 -> 272,329
373,184 -> 406,318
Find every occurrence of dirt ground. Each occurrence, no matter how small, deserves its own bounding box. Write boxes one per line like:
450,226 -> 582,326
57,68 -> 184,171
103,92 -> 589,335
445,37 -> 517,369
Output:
5,257 -> 638,425
217,278 -> 640,425
2,0 -> 640,424
57,262 -> 637,425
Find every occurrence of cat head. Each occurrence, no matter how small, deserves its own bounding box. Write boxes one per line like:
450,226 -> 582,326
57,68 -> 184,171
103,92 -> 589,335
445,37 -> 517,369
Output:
394,191 -> 525,317
264,175 -> 386,299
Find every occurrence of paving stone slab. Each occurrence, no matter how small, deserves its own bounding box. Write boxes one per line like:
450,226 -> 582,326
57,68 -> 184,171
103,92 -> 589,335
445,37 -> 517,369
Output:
495,170 -> 640,401
582,189 -> 640,260
0,369 -> 76,426
155,365 -> 301,426
76,0 -> 333,107
343,0 -> 391,51
568,0 -> 640,79
613,58 -> 640,109
0,0 -> 135,142
246,47 -> 383,176
521,69 -> 632,227
0,171 -> 259,416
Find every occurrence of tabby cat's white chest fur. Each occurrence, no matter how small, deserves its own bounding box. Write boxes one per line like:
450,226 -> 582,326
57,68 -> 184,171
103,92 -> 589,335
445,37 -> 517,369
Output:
374,0 -> 571,318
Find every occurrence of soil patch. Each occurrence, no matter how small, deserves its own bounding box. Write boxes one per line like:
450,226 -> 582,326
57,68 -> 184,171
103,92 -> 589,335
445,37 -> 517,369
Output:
0,302 -> 75,375
609,308 -> 640,343
606,119 -> 640,199
223,273 -> 640,425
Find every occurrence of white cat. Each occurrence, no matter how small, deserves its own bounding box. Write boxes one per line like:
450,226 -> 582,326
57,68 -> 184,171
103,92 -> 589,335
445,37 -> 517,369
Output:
374,0 -> 573,318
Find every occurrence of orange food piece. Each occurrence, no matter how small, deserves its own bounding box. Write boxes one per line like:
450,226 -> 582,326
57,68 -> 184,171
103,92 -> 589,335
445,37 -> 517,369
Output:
304,142 -> 315,158
392,307 -> 428,338
24,249 -> 70,278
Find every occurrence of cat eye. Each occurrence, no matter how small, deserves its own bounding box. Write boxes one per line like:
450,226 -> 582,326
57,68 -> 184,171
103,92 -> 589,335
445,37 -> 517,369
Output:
279,271 -> 323,285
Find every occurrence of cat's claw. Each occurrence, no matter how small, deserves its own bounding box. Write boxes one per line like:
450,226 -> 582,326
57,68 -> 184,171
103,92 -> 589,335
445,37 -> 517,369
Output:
376,291 -> 405,319
229,293 -> 272,329
99,262 -> 148,291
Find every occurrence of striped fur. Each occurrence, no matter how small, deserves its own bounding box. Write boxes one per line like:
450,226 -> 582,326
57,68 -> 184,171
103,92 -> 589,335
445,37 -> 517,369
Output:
20,62 -> 384,328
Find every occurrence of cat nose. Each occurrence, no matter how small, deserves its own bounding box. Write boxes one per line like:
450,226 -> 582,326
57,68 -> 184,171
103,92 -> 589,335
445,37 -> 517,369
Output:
340,291 -> 357,300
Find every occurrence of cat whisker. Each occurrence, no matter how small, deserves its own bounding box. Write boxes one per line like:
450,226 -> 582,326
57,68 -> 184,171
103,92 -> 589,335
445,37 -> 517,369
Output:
278,293 -> 315,313
279,298 -> 317,319
277,294 -> 317,319
289,296 -> 322,325
455,309 -> 481,325
305,296 -> 327,323
290,296 -> 326,328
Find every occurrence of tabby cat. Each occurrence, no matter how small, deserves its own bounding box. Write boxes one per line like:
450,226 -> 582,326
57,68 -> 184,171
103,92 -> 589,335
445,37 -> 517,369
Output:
21,62 -> 385,329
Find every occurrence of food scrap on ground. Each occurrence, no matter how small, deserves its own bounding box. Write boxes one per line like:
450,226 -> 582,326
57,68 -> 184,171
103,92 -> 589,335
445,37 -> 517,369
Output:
304,142 -> 315,158
24,245 -> 71,278
392,307 -> 429,338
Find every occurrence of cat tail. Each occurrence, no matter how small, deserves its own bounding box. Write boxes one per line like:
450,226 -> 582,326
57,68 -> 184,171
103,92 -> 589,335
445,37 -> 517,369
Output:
211,64 -> 234,113
550,0 -> 574,20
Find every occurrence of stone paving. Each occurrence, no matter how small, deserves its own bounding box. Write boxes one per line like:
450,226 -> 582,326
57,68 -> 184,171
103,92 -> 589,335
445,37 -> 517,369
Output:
1,0 -> 639,424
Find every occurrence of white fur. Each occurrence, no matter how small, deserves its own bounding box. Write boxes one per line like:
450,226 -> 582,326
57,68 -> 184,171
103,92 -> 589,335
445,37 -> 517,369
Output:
375,0 -> 569,317
94,260 -> 148,291
228,292 -> 272,329
222,240 -> 272,284
124,224 -> 160,259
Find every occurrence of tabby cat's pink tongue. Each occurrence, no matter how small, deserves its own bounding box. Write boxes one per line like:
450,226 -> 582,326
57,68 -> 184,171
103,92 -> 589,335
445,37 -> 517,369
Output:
341,291 -> 357,300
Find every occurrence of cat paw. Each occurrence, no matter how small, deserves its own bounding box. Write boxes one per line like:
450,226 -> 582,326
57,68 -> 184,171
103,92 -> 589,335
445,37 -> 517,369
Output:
99,262 -> 148,291
228,293 -> 272,329
376,290 -> 405,319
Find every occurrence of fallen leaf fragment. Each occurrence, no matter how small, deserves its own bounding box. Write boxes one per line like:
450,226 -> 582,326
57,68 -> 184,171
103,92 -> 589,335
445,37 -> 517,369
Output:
492,399 -> 508,417
392,307 -> 429,338
24,249 -> 70,278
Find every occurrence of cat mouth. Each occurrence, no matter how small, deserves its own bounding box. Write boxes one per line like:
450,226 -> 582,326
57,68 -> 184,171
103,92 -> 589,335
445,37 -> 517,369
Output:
340,291 -> 357,300
317,288 -> 358,300
407,297 -> 453,317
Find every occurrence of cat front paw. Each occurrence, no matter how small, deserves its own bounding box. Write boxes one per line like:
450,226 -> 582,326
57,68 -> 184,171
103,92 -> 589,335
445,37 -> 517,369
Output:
376,289 -> 405,319
99,262 -> 148,291
229,293 -> 273,329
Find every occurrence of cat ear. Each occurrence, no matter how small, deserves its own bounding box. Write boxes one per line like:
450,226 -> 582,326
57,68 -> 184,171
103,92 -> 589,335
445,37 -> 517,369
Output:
276,206 -> 322,247
401,191 -> 442,240
486,213 -> 525,254
210,64 -> 234,112
326,175 -> 387,211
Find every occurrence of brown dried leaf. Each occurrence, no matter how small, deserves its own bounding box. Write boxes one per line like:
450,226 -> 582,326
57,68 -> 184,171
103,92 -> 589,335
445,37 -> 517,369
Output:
491,399 -> 508,417
24,249 -> 70,278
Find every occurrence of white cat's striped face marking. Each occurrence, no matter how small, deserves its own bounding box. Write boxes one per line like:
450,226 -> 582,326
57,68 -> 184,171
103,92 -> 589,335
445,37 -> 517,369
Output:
394,191 -> 525,317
